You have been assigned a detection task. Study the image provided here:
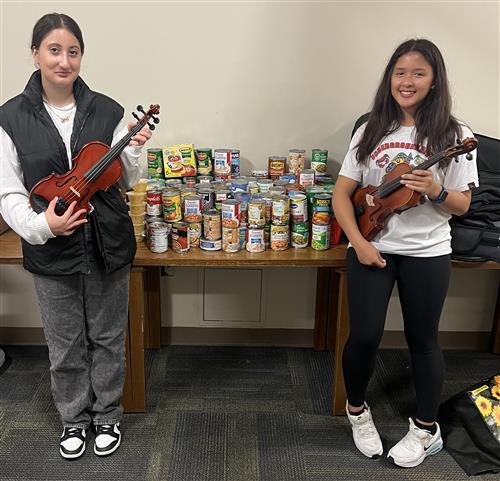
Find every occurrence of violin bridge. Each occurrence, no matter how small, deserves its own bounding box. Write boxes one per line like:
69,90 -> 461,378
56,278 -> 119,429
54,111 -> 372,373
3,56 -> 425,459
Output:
70,186 -> 81,198
365,193 -> 375,207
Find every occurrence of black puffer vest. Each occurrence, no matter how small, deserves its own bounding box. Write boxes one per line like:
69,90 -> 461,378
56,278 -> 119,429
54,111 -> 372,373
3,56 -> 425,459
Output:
0,71 -> 136,275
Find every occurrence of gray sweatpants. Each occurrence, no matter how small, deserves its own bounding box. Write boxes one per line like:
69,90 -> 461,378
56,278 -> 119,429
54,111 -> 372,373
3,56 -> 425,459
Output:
33,263 -> 130,429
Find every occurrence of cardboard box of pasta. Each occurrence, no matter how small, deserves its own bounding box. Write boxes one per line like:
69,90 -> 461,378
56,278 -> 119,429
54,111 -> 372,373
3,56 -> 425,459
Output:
162,144 -> 197,178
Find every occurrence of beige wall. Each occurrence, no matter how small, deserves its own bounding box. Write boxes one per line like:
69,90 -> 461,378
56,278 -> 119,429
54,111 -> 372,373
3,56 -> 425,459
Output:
1,2 -> 499,335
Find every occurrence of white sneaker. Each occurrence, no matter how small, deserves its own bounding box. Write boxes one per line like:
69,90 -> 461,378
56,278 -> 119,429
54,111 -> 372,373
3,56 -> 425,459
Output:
346,403 -> 383,458
94,423 -> 121,456
60,427 -> 86,459
387,418 -> 443,468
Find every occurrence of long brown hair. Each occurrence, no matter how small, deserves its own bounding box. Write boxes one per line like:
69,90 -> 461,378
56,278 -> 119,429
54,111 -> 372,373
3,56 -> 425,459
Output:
356,39 -> 461,164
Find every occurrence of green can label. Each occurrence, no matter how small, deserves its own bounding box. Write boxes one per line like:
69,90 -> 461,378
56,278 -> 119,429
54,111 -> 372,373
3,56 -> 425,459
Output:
147,148 -> 164,179
311,149 -> 328,175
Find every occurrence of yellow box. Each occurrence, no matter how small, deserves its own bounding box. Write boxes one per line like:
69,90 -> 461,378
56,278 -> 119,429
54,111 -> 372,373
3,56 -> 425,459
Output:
162,144 -> 197,178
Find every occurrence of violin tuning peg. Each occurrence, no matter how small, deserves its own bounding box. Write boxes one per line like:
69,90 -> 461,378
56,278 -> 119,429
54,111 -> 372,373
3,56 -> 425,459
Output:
466,153 -> 473,160
153,117 -> 160,124
137,105 -> 145,113
147,122 -> 156,131
132,112 -> 141,122
456,138 -> 462,145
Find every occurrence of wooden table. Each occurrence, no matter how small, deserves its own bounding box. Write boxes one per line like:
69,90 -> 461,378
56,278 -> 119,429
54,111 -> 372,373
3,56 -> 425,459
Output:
1,229 -> 499,415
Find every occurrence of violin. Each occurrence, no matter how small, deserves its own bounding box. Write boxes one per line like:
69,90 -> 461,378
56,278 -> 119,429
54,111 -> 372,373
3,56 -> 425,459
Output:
30,104 -> 160,216
352,137 -> 478,240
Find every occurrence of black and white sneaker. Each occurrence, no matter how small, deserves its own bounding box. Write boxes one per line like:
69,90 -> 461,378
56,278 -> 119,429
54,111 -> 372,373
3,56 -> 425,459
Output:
60,427 -> 86,459
94,423 -> 121,456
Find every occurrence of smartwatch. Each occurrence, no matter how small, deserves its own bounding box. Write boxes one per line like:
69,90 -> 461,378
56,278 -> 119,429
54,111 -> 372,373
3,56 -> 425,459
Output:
429,185 -> 448,204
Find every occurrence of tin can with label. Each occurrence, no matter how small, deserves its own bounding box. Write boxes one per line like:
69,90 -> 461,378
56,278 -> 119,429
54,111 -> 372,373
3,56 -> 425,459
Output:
288,149 -> 306,175
315,174 -> 334,186
257,178 -> 273,193
183,176 -> 197,187
147,221 -> 169,253
239,222 -> 247,250
200,237 -> 222,251
247,199 -> 266,228
171,222 -> 190,253
183,195 -> 203,223
311,149 -> 328,175
222,226 -> 240,253
233,192 -> 250,224
221,199 -> 240,228
197,187 -> 215,212
298,169 -> 315,187
214,188 -> 231,211
197,175 -> 213,185
270,224 -> 289,251
188,222 -> 202,248
162,189 -> 182,222
271,195 -> 290,226
195,148 -> 213,175
268,156 -> 286,179
203,209 -> 221,240
230,178 -> 249,194
285,183 -> 303,195
147,148 -> 165,179
246,227 -> 265,253
248,179 -> 259,195
311,223 -> 330,251
214,149 -> 232,177
312,193 -> 332,225
146,190 -> 163,217
289,192 -> 308,223
230,149 -> 240,178
291,222 -> 309,248
252,170 -> 268,179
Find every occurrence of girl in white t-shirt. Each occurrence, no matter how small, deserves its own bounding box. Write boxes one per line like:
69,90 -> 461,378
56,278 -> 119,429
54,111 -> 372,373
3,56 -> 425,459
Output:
332,39 -> 478,468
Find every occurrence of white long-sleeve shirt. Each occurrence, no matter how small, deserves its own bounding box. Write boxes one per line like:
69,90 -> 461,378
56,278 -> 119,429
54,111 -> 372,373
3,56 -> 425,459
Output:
0,105 -> 143,245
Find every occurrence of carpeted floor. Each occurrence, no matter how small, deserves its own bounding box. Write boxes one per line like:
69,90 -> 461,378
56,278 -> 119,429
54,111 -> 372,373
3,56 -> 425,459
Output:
0,345 -> 498,481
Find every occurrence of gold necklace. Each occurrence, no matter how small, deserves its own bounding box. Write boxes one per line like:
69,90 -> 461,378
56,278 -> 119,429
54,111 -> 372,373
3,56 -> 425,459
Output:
43,99 -> 76,123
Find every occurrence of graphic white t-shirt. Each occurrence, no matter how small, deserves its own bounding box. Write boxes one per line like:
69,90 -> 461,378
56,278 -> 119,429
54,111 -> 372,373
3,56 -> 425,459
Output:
338,123 -> 479,257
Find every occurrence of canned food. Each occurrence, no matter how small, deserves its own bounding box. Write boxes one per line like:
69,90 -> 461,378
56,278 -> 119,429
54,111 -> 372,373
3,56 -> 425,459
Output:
200,237 -> 222,251
311,223 -> 330,250
252,170 -> 268,179
146,189 -> 163,216
271,195 -> 290,226
221,199 -> 240,228
289,192 -> 308,223
147,178 -> 166,191
285,183 -> 303,195
188,222 -> 202,248
268,156 -> 286,179
222,226 -> 240,253
147,148 -> 165,179
183,195 -> 203,223
214,149 -> 231,176
298,169 -> 315,187
162,189 -> 182,222
171,222 -> 190,253
230,178 -> 249,193
248,179 -> 259,195
270,224 -> 289,251
247,199 -> 266,228
197,175 -> 213,185
239,223 -> 247,250
214,188 -> 231,210
197,187 -> 215,212
230,149 -> 240,178
147,221 -> 169,253
195,148 -> 213,175
246,227 -> 265,253
269,185 -> 285,196
165,178 -> 183,187
203,209 -> 222,240
291,222 -> 309,248
257,178 -> 273,193
315,174 -> 334,186
311,149 -> 328,175
279,174 -> 297,184
233,192 -> 250,224
183,176 -> 197,187
288,149 -> 306,175
312,193 -> 332,225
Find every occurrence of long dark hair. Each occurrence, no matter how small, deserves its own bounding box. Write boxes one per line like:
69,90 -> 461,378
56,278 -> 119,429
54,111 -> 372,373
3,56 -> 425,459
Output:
31,13 -> 84,54
356,38 -> 460,163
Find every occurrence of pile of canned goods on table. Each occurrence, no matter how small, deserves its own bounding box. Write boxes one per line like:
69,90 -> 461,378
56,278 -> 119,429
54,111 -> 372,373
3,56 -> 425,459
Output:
135,146 -> 341,254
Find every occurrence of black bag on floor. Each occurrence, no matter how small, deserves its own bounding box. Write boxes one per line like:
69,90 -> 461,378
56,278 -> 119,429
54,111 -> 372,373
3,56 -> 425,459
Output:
438,373 -> 500,476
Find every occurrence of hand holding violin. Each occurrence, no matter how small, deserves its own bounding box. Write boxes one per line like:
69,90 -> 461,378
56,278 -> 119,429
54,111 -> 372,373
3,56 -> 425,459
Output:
400,169 -> 442,199
45,197 -> 87,236
127,122 -> 152,146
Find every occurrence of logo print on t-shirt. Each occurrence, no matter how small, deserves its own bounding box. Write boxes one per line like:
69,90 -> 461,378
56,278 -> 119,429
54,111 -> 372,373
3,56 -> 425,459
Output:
377,152 -> 428,173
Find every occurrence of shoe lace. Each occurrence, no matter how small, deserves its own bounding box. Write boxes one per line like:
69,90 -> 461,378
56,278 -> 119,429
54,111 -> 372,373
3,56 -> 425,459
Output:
96,424 -> 114,435
62,427 -> 82,440
400,426 -> 429,450
358,419 -> 377,438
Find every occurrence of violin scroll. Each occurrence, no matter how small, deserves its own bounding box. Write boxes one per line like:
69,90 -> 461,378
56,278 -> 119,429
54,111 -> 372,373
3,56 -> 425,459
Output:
446,137 -> 478,163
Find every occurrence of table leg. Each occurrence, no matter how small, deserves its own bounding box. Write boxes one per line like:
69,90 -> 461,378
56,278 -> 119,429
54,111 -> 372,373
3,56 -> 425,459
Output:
122,267 -> 146,413
314,267 -> 331,351
144,267 -> 162,349
332,268 -> 349,415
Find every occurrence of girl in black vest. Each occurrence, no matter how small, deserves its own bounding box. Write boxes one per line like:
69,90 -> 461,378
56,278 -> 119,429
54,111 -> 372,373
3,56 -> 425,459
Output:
0,13 -> 152,459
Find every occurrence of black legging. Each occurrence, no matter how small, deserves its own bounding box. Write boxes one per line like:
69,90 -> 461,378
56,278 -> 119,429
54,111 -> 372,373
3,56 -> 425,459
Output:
343,248 -> 451,422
